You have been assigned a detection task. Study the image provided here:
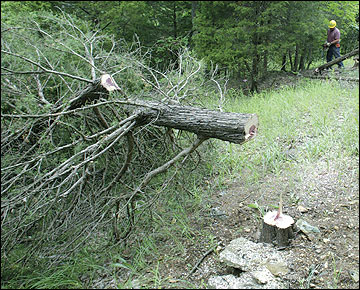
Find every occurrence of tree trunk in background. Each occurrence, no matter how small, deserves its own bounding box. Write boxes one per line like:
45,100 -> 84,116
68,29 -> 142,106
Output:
281,53 -> 287,71
263,50 -> 268,75
189,1 -> 198,49
306,47 -> 313,69
288,50 -> 294,72
173,1 -> 177,39
250,51 -> 259,93
298,47 -> 306,71
293,44 -> 299,72
191,1 -> 198,28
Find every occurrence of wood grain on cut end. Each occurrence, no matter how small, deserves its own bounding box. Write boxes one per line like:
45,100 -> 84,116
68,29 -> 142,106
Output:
244,114 -> 258,141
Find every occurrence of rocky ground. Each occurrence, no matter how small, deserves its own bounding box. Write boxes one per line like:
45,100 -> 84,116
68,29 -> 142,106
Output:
185,160 -> 359,289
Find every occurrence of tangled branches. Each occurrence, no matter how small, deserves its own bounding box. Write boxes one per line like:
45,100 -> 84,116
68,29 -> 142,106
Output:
1,10 -> 223,265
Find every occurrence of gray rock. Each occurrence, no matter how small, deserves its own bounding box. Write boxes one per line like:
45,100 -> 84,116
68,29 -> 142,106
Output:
348,270 -> 359,282
265,261 -> 289,277
209,238 -> 289,289
208,271 -> 286,289
251,267 -> 275,284
219,237 -> 286,271
295,219 -> 320,234
210,207 -> 228,219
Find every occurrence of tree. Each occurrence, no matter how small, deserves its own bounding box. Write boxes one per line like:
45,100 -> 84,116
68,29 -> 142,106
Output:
1,9 -> 256,266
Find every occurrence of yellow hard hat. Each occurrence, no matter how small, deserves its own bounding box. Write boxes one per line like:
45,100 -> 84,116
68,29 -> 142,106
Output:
329,20 -> 336,28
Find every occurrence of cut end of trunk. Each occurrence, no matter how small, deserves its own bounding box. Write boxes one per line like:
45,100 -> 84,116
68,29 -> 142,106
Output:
244,114 -> 258,141
264,210 -> 294,229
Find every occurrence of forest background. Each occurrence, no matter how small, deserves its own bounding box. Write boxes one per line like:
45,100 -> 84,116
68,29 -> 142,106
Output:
1,1 -> 359,289
2,1 -> 359,91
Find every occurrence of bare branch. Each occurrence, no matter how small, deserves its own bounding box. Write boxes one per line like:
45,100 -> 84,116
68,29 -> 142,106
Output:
1,50 -> 93,83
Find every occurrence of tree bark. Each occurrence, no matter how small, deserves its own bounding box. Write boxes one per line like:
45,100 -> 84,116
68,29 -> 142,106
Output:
299,47 -> 306,71
58,74 -> 258,145
173,2 -> 177,39
288,50 -> 294,72
294,44 -> 299,72
67,74 -> 120,110
281,53 -> 287,71
134,100 -> 258,145
313,48 -> 359,74
260,211 -> 294,247
306,47 -> 313,70
263,49 -> 268,75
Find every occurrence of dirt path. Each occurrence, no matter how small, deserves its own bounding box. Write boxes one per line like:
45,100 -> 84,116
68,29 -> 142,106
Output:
185,158 -> 359,288
183,70 -> 359,289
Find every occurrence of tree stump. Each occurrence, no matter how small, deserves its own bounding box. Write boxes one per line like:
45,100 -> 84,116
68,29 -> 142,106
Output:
260,211 -> 294,247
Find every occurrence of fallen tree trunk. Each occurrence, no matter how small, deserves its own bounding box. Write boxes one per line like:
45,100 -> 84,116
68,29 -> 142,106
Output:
135,101 -> 258,144
66,74 -> 258,145
4,74 -> 258,146
88,75 -> 258,144
313,48 -> 359,74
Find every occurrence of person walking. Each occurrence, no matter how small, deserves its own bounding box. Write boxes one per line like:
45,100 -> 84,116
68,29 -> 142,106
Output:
325,20 -> 344,69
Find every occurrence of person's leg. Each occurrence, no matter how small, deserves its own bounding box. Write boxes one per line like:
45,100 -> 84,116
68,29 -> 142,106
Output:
333,47 -> 344,68
326,46 -> 336,69
326,47 -> 333,63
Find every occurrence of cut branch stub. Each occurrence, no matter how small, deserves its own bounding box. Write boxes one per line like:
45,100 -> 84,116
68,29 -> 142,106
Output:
135,102 -> 258,144
101,74 -> 121,92
67,74 -> 121,110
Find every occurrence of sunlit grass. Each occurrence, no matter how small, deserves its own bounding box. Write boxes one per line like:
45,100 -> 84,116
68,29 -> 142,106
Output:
213,79 -> 358,178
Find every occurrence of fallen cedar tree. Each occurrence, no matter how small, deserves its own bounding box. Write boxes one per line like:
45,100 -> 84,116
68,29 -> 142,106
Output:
4,74 -> 258,145
314,48 -> 359,74
75,74 -> 259,144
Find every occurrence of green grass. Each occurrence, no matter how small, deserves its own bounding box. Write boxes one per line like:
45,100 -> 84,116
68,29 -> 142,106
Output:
2,78 -> 358,289
212,79 -> 358,176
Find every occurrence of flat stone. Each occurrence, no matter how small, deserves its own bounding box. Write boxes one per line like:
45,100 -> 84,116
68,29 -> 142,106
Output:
210,207 -> 228,219
295,219 -> 320,234
219,237 -> 286,272
265,261 -> 289,277
251,267 -> 274,284
297,205 -> 308,213
208,272 -> 286,289
349,270 -> 359,282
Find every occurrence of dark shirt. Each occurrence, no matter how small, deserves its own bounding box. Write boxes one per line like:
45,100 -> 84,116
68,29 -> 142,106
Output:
327,27 -> 340,43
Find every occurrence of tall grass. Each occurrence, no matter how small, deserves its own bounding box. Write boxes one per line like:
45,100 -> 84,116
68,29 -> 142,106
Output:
211,79 -> 358,180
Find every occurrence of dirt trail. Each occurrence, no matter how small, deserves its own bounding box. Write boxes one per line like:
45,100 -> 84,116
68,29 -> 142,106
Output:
183,69 -> 359,289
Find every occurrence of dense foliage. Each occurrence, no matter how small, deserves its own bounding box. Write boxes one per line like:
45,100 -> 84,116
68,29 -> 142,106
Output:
2,1 -> 359,89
